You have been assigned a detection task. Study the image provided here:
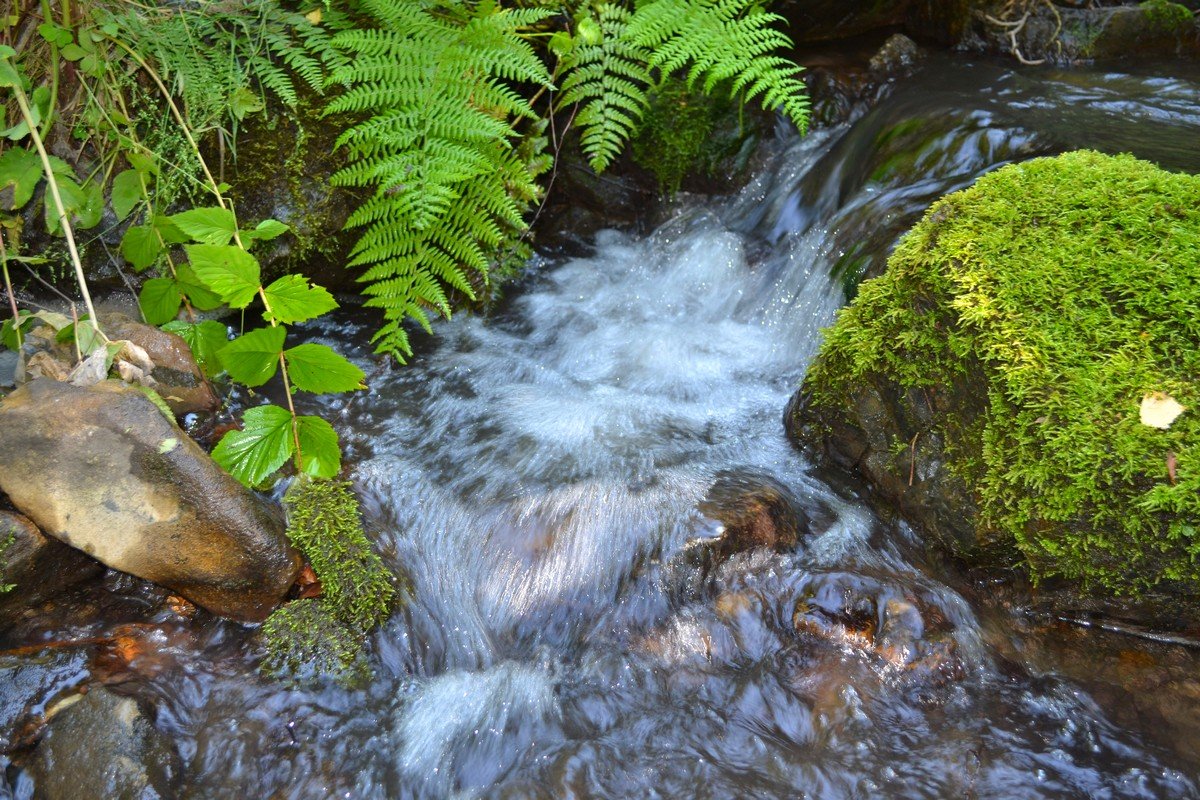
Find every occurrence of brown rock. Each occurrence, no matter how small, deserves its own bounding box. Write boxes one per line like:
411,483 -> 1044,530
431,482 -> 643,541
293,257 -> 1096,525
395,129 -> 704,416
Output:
98,312 -> 220,416
0,379 -> 300,621
698,470 -> 806,560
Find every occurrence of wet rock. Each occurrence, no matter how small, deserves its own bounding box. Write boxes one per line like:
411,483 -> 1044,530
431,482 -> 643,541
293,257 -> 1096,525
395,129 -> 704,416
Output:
697,471 -> 808,562
0,510 -> 103,620
868,33 -> 925,79
777,0 -> 917,43
0,649 -> 91,752
27,688 -> 179,800
791,573 -> 963,682
0,379 -> 300,621
97,312 -> 220,416
959,1 -> 1200,63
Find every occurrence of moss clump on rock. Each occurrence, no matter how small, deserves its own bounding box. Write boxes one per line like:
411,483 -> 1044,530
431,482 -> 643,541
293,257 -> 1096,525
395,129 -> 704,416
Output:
260,477 -> 396,683
803,150 -> 1200,595
1138,0 -> 1194,33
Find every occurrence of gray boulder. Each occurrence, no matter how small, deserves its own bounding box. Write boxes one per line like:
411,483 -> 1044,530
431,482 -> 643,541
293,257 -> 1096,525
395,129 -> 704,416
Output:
0,379 -> 300,621
27,688 -> 179,800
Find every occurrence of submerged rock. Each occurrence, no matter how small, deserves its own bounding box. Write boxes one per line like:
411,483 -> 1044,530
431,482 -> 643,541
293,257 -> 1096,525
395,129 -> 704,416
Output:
791,151 -> 1200,607
27,688 -> 179,800
0,379 -> 299,621
697,471 -> 808,560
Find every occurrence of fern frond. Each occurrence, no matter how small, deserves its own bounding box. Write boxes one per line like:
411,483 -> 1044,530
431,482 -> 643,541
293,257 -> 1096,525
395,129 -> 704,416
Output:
557,4 -> 651,173
626,0 -> 810,132
330,0 -> 551,360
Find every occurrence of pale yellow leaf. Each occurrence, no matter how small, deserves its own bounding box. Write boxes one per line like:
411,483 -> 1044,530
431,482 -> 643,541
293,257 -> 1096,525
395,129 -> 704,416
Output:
1139,392 -> 1186,430
304,8 -> 322,24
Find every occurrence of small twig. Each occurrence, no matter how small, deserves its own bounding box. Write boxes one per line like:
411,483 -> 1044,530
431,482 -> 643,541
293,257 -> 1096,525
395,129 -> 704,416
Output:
908,431 -> 920,487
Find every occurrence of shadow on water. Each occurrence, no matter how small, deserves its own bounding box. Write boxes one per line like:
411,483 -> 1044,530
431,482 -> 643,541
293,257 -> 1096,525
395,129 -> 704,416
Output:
4,55 -> 1200,799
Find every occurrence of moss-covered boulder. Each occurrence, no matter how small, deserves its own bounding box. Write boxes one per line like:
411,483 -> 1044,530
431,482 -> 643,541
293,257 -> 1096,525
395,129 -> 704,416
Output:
790,151 -> 1200,599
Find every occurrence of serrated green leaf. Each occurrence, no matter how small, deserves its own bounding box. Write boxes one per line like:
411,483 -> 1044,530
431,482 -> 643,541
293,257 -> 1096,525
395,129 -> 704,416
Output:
139,277 -> 182,325
37,23 -> 72,47
284,344 -> 365,394
262,275 -> 337,325
127,151 -> 157,177
119,224 -> 160,271
111,169 -> 143,221
185,244 -> 260,308
152,214 -> 187,244
243,218 -> 289,243
60,42 -> 86,61
296,415 -> 340,478
231,87 -> 265,120
219,325 -> 285,386
0,147 -> 42,209
163,319 -> 228,378
169,207 -> 237,245
212,404 -> 295,487
45,175 -> 102,234
174,263 -> 225,311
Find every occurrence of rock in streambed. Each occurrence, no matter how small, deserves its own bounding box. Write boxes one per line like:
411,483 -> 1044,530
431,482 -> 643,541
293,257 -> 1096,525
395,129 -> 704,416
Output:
0,379 -> 300,621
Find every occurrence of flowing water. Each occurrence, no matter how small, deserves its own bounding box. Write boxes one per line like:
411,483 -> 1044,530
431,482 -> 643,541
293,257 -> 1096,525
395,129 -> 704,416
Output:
5,55 -> 1200,799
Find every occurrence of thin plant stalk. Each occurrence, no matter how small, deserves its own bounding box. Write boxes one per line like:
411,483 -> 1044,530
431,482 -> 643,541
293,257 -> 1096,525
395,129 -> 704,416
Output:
11,82 -> 102,339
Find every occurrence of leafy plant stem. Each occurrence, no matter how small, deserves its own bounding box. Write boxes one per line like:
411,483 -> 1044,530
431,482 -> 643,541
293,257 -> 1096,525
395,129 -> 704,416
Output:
0,231 -> 21,349
12,82 -> 101,338
256,285 -> 303,468
37,0 -> 61,141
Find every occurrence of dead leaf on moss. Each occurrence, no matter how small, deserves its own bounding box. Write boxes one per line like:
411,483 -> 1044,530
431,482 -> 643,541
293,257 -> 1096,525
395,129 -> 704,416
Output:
1140,392 -> 1186,430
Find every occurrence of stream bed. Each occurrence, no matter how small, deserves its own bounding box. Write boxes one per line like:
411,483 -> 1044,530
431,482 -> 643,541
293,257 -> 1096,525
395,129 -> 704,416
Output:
4,54 -> 1200,799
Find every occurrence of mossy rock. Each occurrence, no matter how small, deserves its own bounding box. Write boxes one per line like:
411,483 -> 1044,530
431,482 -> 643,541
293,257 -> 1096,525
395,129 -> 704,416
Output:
793,150 -> 1200,598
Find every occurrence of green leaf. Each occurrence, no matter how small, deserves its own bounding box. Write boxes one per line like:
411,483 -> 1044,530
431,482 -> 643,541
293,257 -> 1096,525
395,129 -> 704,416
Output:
127,152 -> 158,177
37,23 -> 73,47
174,263 -> 225,311
219,325 -> 285,386
56,318 -> 104,355
169,207 -> 237,245
212,404 -> 295,487
138,277 -> 182,325
46,176 -> 102,234
262,275 -> 337,325
0,54 -> 20,90
296,415 -> 341,478
0,87 -> 48,141
1,310 -> 34,350
577,16 -> 602,45
243,218 -> 289,243
0,147 -> 42,209
185,244 -> 260,308
60,42 -> 86,61
163,319 -> 228,377
152,214 -> 188,244
119,224 -> 161,271
548,31 -> 575,57
231,87 -> 265,120
110,169 -> 144,221
284,343 -> 365,394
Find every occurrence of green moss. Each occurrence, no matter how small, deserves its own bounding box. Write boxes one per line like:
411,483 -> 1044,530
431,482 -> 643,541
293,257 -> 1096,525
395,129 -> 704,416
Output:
259,599 -> 369,686
0,528 -> 14,593
1138,0 -> 1194,33
632,77 -> 752,197
260,477 -> 396,683
282,476 -> 395,631
807,151 -> 1200,595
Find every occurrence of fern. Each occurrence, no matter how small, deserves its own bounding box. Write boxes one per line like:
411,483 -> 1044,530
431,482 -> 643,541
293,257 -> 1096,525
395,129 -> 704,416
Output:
558,4 -> 652,173
327,1 -> 552,358
627,0 -> 809,130
107,0 -> 345,136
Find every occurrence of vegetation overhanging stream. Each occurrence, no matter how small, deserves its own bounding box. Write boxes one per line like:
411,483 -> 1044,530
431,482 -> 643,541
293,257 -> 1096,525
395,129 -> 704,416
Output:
3,53 -> 1200,798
